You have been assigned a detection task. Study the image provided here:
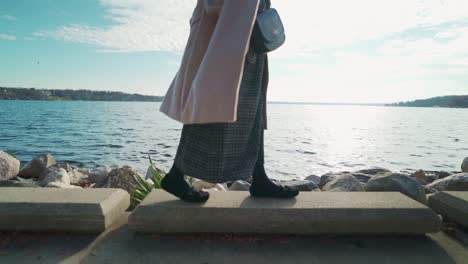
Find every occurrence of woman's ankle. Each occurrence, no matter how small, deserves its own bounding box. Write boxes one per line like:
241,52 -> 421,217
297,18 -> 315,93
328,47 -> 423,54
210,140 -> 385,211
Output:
252,162 -> 272,184
165,165 -> 184,179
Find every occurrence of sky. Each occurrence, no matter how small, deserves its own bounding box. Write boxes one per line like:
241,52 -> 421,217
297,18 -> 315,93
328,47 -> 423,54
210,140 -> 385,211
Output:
1,0 -> 468,104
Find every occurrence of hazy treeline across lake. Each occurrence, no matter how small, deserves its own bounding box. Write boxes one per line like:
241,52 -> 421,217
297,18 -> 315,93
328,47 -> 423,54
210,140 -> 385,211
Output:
0,87 -> 164,102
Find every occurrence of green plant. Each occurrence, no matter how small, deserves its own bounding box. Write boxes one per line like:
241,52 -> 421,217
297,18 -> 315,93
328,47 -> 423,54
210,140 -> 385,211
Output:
130,155 -> 197,209
6,151 -> 16,158
130,155 -> 164,209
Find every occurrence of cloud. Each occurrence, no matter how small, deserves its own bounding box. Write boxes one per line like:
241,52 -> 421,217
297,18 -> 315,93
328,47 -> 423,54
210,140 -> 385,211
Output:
375,24 -> 468,78
39,0 -> 468,54
265,0 -> 468,102
268,54 -> 468,103
269,33 -> 468,102
274,0 -> 468,53
31,0 -> 468,102
0,34 -> 16,40
40,0 -> 196,52
1,14 -> 18,21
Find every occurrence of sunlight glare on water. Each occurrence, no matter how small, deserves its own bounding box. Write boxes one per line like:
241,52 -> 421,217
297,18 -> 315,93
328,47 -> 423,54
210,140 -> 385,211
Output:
0,101 -> 466,180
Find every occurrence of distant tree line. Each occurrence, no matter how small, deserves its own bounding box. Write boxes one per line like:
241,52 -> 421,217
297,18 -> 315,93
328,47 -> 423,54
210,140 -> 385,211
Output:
0,87 -> 164,102
387,95 -> 468,108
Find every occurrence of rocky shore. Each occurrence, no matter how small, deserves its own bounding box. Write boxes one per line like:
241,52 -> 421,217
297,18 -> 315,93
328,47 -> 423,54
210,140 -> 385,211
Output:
1,150 -> 467,207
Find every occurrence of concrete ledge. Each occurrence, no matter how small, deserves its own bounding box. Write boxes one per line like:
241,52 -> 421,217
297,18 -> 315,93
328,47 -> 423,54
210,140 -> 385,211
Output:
428,191 -> 468,228
129,190 -> 441,235
0,188 -> 130,233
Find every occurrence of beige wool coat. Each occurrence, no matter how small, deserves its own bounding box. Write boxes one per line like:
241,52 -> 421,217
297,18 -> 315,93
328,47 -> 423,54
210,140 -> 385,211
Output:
160,0 -> 269,129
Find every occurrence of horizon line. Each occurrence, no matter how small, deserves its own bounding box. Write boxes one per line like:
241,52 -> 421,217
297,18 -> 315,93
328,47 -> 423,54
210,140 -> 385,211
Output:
2,86 -> 466,106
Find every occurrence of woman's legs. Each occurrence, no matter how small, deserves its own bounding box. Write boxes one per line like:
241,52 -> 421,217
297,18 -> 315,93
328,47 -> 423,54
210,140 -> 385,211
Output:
160,35 -> 298,202
161,130 -> 298,202
249,130 -> 299,198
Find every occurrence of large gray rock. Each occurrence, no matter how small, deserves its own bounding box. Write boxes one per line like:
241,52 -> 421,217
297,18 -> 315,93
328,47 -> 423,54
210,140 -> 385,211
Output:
54,162 -> 75,172
192,180 -> 216,191
411,170 -> 427,182
320,173 -> 364,192
322,174 -> 364,192
320,172 -> 367,187
462,158 -> 468,172
354,167 -> 392,176
18,153 -> 56,178
48,163 -> 90,187
428,192 -> 468,228
68,169 -> 90,186
282,180 -> 319,191
349,168 -> 392,183
425,173 -> 439,183
421,171 -> 452,183
426,173 -> 468,191
94,166 -> 141,193
49,163 -> 91,187
0,187 -> 130,233
366,173 -> 427,204
129,190 -> 441,234
40,168 -> 70,187
89,166 -> 111,184
436,171 -> 453,179
0,150 -> 20,181
349,173 -> 373,183
304,175 -> 321,185
229,180 -> 251,191
204,183 -> 228,192
319,172 -> 342,188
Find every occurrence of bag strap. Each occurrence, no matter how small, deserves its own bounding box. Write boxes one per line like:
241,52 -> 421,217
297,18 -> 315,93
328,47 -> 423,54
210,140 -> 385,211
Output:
258,0 -> 271,13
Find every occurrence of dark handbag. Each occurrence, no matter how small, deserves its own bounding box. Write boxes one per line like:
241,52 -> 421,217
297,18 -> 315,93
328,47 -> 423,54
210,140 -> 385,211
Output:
251,0 -> 286,54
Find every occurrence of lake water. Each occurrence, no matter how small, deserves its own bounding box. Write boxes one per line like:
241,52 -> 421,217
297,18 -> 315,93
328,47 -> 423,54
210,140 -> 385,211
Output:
0,100 -> 466,180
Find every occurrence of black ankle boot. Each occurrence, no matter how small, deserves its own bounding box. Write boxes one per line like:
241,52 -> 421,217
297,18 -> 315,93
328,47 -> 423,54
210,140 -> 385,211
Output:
161,165 -> 209,203
249,163 -> 299,198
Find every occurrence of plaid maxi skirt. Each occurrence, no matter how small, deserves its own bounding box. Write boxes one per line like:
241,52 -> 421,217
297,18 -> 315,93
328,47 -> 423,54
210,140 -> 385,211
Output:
173,48 -> 267,183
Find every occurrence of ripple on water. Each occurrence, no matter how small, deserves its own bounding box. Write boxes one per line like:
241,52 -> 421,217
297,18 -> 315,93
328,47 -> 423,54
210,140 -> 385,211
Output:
141,150 -> 159,155
92,144 -> 124,149
297,150 -> 317,155
317,163 -> 334,168
2,101 -> 466,179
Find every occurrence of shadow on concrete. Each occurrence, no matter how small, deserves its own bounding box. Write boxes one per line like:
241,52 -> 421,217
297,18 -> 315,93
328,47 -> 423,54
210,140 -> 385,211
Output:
81,224 -> 460,264
0,231 -> 97,263
1,222 -> 464,264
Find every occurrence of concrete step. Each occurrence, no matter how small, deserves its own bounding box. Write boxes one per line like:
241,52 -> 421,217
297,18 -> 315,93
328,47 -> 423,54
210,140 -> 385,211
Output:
428,191 -> 468,228
129,190 -> 441,235
0,187 -> 130,233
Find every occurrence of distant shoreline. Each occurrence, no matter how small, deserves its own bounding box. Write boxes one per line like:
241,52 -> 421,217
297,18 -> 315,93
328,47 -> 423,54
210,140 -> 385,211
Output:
387,95 -> 468,108
0,87 -> 164,102
2,99 -> 468,109
1,99 -> 386,106
269,101 -> 386,106
1,87 -> 467,108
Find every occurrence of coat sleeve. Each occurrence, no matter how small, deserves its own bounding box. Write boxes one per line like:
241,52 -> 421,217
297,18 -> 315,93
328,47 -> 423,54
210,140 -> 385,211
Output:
204,0 -> 223,15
